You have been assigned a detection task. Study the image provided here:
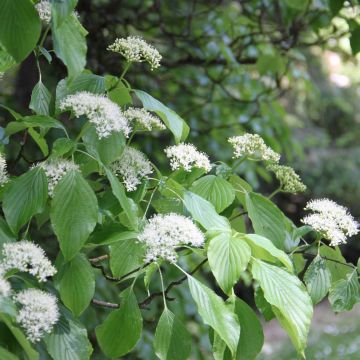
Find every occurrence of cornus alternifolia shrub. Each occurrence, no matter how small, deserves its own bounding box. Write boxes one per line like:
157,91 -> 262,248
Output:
0,2 -> 359,359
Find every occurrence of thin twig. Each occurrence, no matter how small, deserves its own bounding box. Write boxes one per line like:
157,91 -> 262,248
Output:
297,252 -> 356,269
91,299 -> 119,309
138,258 -> 208,308
89,254 -> 109,263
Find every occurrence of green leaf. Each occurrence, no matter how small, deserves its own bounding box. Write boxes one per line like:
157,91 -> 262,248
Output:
320,245 -> 352,283
284,0 -> 309,10
304,255 -> 332,304
105,76 -> 132,106
134,90 -> 189,143
0,0 -> 41,62
251,258 -> 313,355
0,217 -> 16,248
254,287 -> 275,321
3,167 -> 47,234
227,298 -> 264,360
29,81 -> 51,116
328,271 -> 360,312
82,125 -> 125,165
228,175 -> 252,206
0,47 -> 16,73
183,191 -> 230,231
241,233 -> 293,271
187,275 -> 240,355
0,346 -> 19,360
44,306 -> 93,360
190,175 -> 235,213
6,116 -> 65,137
154,308 -> 192,360
39,46 -> 52,63
246,192 -> 287,249
105,168 -> 139,231
87,225 -> 138,247
67,73 -> 105,94
28,128 -> 49,156
51,170 -> 98,260
51,138 -> 75,158
59,253 -> 95,316
110,237 -> 144,278
96,289 -> 142,358
350,27 -> 360,55
329,0 -> 345,15
52,14 -> 87,79
208,233 -> 251,294
51,0 -> 78,27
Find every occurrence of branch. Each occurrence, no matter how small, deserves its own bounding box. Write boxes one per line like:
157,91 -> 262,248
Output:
91,258 -> 208,310
297,252 -> 356,269
138,258 -> 208,308
91,299 -> 119,309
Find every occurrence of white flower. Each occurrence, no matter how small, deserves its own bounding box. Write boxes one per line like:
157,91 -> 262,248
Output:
124,107 -> 165,131
302,198 -> 359,246
111,147 -> 153,191
1,241 -> 56,282
108,36 -> 162,70
165,143 -> 212,173
0,153 -> 9,186
38,159 -> 79,197
60,92 -> 131,139
228,133 -> 280,163
267,164 -> 306,193
35,0 -> 52,24
138,213 -> 205,263
15,289 -> 59,342
0,276 -> 11,298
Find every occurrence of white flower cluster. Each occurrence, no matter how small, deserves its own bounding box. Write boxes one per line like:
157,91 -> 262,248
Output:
302,199 -> 359,246
108,36 -> 162,70
60,92 -> 131,139
267,164 -> 306,193
15,289 -> 59,342
0,276 -> 11,298
35,0 -> 52,24
1,241 -> 56,282
111,147 -> 153,191
228,133 -> 280,163
0,153 -> 9,186
38,159 -> 79,197
165,143 -> 212,173
138,213 -> 205,263
124,107 -> 165,131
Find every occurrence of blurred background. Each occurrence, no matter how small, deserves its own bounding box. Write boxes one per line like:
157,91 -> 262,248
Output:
1,0 -> 360,358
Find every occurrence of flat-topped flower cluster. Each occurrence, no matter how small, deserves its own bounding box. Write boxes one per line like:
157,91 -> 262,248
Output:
229,133 -> 280,163
108,36 -> 162,70
302,198 -> 359,246
112,146 -> 153,191
60,92 -> 131,139
15,289 -> 59,342
138,213 -> 205,263
165,143 -> 212,173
